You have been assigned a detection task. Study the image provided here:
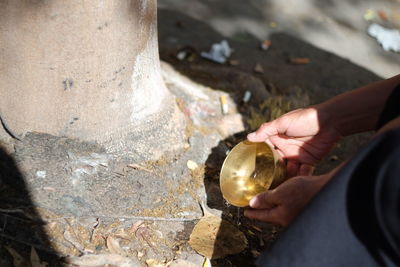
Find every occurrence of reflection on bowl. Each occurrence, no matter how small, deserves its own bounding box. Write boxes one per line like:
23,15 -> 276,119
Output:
220,141 -> 285,207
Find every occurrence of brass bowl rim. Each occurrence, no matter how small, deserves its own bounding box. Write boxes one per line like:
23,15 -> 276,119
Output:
219,140 -> 279,207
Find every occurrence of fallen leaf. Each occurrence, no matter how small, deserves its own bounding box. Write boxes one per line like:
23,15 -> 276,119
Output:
66,254 -> 139,267
251,249 -> 261,258
130,220 -> 144,233
30,247 -> 47,267
189,215 -> 247,259
107,236 -> 126,256
4,246 -> 26,267
145,258 -> 166,267
289,57 -> 310,64
169,259 -> 198,267
63,229 -> 85,252
137,251 -> 144,260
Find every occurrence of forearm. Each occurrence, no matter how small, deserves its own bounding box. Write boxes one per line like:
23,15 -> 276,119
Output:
317,74 -> 400,136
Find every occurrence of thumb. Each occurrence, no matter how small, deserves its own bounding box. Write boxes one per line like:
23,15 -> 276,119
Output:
249,190 -> 277,209
247,122 -> 277,142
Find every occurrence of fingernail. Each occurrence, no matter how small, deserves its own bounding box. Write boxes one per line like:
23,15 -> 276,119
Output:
249,197 -> 258,207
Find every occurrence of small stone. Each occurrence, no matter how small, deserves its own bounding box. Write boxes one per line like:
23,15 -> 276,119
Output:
260,40 -> 271,50
330,155 -> 339,161
187,160 -> 199,170
229,59 -> 240,66
254,63 -> 264,73
176,51 -> 188,61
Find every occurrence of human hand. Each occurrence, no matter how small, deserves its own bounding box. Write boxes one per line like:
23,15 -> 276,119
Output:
247,107 -> 341,177
244,174 -> 330,226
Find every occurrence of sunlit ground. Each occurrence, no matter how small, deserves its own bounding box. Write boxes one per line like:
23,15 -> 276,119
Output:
159,0 -> 400,78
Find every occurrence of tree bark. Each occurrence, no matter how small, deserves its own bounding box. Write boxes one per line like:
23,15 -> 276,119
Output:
0,0 -> 185,157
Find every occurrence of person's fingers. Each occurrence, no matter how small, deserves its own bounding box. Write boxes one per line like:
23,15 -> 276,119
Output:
247,122 -> 277,142
249,190 -> 277,209
299,163 -> 315,176
286,160 -> 300,178
244,208 -> 282,226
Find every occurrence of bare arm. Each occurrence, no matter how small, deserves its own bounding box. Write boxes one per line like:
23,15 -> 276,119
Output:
318,74 -> 400,137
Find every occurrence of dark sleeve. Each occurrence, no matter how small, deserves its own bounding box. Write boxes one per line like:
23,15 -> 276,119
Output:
347,128 -> 400,265
375,84 -> 400,130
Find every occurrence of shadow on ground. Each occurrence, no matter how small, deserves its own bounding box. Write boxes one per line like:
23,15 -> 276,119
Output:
0,145 -> 61,266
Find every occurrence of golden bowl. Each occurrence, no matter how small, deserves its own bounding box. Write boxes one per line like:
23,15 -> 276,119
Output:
220,141 -> 286,207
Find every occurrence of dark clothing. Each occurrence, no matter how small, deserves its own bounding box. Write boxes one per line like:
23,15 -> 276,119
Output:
258,84 -> 400,266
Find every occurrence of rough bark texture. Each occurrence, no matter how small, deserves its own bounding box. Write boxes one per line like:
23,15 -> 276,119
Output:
0,0 -> 184,157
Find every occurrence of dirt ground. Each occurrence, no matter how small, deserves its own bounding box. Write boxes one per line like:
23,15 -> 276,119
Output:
159,0 -> 400,78
0,3 -> 397,267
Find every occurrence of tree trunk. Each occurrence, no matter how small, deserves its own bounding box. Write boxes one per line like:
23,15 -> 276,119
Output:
0,0 -> 185,158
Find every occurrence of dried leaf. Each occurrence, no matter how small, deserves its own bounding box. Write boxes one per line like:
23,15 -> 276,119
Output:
30,247 -> 47,267
106,236 -> 126,256
145,258 -> 166,267
130,220 -> 144,233
4,246 -> 26,267
66,254 -> 139,267
189,215 -> 247,259
63,230 -> 85,252
289,57 -> 310,64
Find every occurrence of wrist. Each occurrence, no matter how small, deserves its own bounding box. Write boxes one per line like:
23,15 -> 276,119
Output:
313,101 -> 343,137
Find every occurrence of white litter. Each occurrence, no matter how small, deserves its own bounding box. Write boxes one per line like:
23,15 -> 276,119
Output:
220,95 -> 229,115
243,91 -> 252,103
36,170 -> 47,179
201,40 -> 233,64
368,23 -> 400,53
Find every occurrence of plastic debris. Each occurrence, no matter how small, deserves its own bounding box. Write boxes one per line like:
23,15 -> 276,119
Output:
220,95 -> 229,114
260,40 -> 272,50
289,57 -> 310,64
201,40 -> 233,64
243,91 -> 252,103
254,63 -> 264,73
368,23 -> 400,52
